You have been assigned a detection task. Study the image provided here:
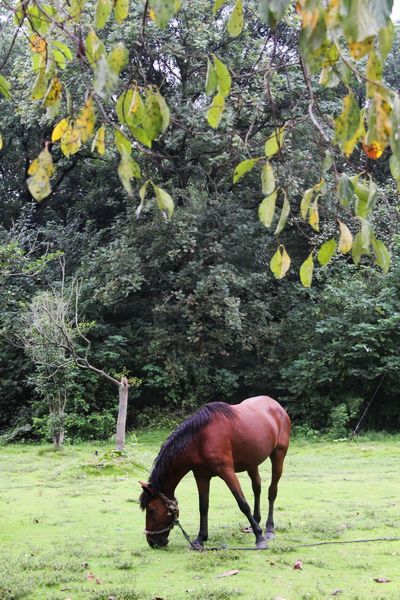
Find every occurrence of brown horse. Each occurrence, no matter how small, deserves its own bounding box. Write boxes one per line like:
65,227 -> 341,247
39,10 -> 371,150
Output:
139,395 -> 291,550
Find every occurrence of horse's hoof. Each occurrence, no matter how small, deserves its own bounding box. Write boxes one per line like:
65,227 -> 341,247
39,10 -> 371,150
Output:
190,541 -> 204,551
256,538 -> 268,550
265,531 -> 275,540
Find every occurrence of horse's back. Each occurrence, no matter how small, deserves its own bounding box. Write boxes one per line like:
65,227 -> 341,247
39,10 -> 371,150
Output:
195,396 -> 290,474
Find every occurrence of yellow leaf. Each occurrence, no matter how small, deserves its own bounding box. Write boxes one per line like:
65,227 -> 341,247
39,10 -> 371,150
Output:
308,200 -> 319,231
52,118 -> 70,142
348,37 -> 373,60
270,245 -> 291,279
338,221 -> 353,254
61,123 -> 81,157
42,77 -> 62,107
28,147 -> 55,178
75,97 -> 96,143
30,34 -> 47,56
27,167 -> 52,201
91,125 -> 106,155
0,133 -> 3,151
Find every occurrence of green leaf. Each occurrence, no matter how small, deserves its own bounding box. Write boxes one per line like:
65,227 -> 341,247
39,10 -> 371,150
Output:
338,173 -> 354,207
150,0 -> 178,28
274,190 -> 290,235
213,56 -> 231,98
213,0 -> 228,15
143,91 -> 163,141
31,70 -> 47,100
378,20 -> 394,60
227,0 -> 244,38
342,0 -> 393,43
115,130 -> 132,154
233,158 -> 258,184
261,161 -> 275,196
206,93 -> 225,129
264,127 -> 285,158
259,0 -> 291,25
118,151 -> 141,197
52,41 -> 73,62
108,42 -> 129,74
94,0 -> 113,29
154,92 -> 170,133
153,184 -> 175,219
129,126 -> 152,148
338,221 -> 353,254
353,177 -> 377,218
322,149 -> 333,172
300,188 -> 314,220
258,193 -> 277,228
389,153 -> 400,180
300,253 -> 314,288
351,231 -> 364,265
372,237 -> 391,273
114,0 -> 129,23
205,58 -> 218,96
93,55 -> 117,97
85,30 -> 106,66
270,245 -> 291,279
317,239 -> 337,266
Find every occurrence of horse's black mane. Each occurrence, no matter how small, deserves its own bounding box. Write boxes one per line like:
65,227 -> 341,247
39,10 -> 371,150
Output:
139,402 -> 235,509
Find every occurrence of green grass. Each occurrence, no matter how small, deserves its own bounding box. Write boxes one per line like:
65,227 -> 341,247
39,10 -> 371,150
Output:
1,433 -> 400,599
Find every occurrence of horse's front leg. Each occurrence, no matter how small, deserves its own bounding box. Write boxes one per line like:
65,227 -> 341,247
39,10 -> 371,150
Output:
220,468 -> 267,549
192,474 -> 211,550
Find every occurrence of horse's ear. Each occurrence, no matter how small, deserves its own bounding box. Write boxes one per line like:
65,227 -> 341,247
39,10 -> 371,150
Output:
139,481 -> 153,495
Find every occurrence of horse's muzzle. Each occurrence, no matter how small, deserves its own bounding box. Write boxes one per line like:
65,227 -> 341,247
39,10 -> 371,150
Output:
147,535 -> 169,548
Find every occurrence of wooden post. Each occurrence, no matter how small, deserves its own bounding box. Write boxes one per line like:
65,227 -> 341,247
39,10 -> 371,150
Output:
116,377 -> 129,451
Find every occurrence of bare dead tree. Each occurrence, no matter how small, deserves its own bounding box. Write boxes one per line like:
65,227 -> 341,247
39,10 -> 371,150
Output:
18,260 -> 131,451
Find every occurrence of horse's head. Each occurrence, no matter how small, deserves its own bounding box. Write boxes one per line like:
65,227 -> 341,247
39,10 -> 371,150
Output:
139,481 -> 179,548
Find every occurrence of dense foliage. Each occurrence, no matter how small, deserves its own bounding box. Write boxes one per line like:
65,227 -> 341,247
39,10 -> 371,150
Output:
0,1 -> 399,441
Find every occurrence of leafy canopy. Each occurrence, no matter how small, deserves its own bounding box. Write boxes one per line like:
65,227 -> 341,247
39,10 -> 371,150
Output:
0,0 -> 398,282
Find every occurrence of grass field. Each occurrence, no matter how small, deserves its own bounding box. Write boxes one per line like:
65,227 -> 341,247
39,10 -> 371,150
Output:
0,432 -> 399,600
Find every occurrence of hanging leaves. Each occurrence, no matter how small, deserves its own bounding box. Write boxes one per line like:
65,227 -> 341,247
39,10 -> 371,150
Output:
233,158 -> 258,184
149,0 -> 180,28
227,0 -> 244,38
136,180 -> 174,219
206,93 -> 225,129
114,0 -> 129,23
275,190 -> 290,235
334,93 -> 365,156
94,0 -> 113,29
300,252 -> 314,288
27,146 -> 55,202
42,77 -> 62,107
205,56 -> 231,129
258,194 -> 277,228
61,122 -> 82,157
317,238 -> 337,266
270,245 -> 291,279
261,161 -> 275,196
75,97 -> 96,143
92,125 -> 106,155
51,118 -> 70,142
338,221 -> 353,254
264,127 -> 285,158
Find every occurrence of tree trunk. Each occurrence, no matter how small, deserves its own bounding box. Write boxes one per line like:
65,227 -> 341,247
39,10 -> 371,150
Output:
53,427 -> 64,449
116,377 -> 129,451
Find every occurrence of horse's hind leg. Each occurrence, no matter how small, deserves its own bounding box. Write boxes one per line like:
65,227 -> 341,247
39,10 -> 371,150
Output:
247,467 -> 261,524
266,447 -> 287,539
